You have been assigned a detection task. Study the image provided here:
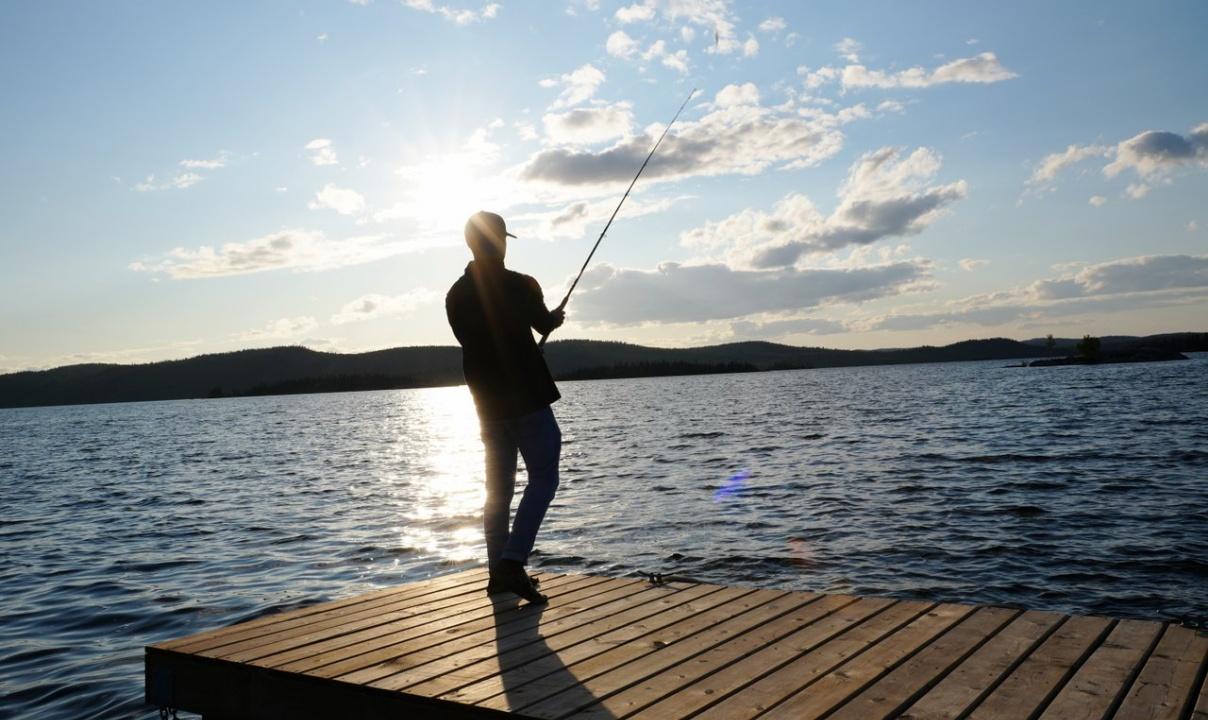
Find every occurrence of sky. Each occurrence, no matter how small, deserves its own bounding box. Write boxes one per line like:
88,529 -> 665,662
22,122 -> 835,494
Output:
1,1 -> 1206,372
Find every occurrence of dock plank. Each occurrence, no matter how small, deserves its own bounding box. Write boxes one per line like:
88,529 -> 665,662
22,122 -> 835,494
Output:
145,570 -> 1194,720
263,573 -> 606,673
153,567 -> 485,653
899,610 -> 1064,720
394,582 -> 718,696
572,592 -> 849,719
447,585 -> 757,709
1113,624 -> 1208,720
188,569 -> 501,658
466,586 -> 781,713
966,614 -> 1113,719
826,606 -> 1020,720
1037,619 -> 1163,720
344,577 -> 659,687
762,602 -> 976,719
688,599 -> 930,720
517,590 -> 832,719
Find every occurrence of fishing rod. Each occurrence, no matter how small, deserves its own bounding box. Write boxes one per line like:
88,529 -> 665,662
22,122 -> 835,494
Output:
538,87 -> 697,350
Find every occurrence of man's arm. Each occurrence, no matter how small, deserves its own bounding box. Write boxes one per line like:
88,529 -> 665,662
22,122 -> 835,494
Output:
523,276 -> 565,335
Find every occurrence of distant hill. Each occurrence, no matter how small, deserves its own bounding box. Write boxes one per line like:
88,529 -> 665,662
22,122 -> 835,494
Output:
1,333 -> 1203,409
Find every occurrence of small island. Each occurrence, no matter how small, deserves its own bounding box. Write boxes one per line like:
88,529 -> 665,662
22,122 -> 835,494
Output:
1025,334 -> 1190,367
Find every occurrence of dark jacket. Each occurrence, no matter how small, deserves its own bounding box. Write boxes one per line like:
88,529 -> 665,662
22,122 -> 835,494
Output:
446,261 -> 561,420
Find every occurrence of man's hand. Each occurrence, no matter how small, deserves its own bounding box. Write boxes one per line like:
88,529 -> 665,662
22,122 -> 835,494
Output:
550,307 -> 566,329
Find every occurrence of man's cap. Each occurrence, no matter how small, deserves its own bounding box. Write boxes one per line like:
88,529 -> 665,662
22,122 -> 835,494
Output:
465,211 -> 516,243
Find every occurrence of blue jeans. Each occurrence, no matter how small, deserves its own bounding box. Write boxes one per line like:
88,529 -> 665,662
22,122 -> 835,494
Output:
480,405 -> 561,567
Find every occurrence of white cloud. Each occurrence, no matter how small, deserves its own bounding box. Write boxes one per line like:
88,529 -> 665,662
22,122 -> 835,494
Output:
805,52 -> 1018,91
730,316 -> 847,338
870,253 -> 1208,330
606,30 -> 639,59
713,82 -> 759,108
758,17 -> 786,34
235,316 -> 319,341
680,26 -> 696,43
835,37 -> 862,63
308,183 -> 366,215
128,229 -> 431,279
1089,195 -> 1107,207
330,289 -> 438,324
509,194 -> 685,240
1125,182 -> 1151,200
305,138 -> 339,166
135,172 -> 204,192
680,147 -> 967,268
316,32 -> 329,42
542,103 -> 635,145
1104,123 -> 1208,179
1028,123 -> 1208,199
540,64 -> 606,109
520,97 -> 866,189
1189,220 -> 1199,232
742,34 -> 759,57
959,258 -> 989,271
570,259 -> 932,325
179,151 -> 230,170
1028,144 -> 1111,185
402,0 -> 500,24
615,2 -> 654,23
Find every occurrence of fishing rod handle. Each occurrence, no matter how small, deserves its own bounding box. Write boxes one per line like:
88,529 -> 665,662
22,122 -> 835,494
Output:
536,297 -> 569,350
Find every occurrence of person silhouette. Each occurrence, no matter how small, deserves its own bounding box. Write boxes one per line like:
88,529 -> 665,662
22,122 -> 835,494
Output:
446,211 -> 565,604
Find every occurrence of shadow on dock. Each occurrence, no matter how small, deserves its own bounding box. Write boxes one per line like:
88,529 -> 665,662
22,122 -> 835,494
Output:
492,596 -> 615,719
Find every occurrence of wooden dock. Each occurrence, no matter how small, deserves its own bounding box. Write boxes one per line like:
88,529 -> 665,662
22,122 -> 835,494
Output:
146,568 -> 1208,719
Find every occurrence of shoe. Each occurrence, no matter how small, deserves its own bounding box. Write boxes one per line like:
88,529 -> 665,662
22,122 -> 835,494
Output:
486,571 -> 541,595
488,560 -> 548,604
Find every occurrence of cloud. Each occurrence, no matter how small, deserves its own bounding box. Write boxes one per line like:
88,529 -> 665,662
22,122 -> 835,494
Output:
642,40 -> 691,74
128,229 -> 430,279
680,147 -> 967,268
1028,144 -> 1111,185
615,2 -> 654,23
305,138 -> 338,166
959,258 -> 989,271
1104,123 -> 1208,179
540,64 -> 606,109
508,194 -> 685,240
869,253 -> 1208,330
134,172 -> 204,191
1089,195 -> 1107,207
713,82 -> 759,108
1030,254 -> 1208,299
179,151 -> 230,170
835,37 -> 862,63
1029,122 -> 1208,195
330,289 -> 438,324
235,316 -> 319,341
606,30 -> 639,59
1189,220 -> 1199,232
742,34 -> 759,57
519,95 -> 863,189
1125,182 -> 1151,199
308,183 -> 366,215
402,0 -> 500,24
542,103 -> 635,145
804,53 -> 1017,90
570,259 -> 931,325
758,17 -> 786,33
730,316 -> 847,338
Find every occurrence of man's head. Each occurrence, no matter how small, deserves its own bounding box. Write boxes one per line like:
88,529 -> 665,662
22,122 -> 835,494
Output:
465,211 -> 515,262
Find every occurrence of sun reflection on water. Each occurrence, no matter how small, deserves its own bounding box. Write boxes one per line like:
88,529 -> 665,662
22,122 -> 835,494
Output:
387,385 -> 485,564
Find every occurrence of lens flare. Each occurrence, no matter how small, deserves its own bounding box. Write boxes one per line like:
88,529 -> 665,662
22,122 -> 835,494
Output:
713,468 -> 750,501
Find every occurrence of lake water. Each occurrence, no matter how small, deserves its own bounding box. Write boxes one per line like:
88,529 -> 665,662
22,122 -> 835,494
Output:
1,356 -> 1206,718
